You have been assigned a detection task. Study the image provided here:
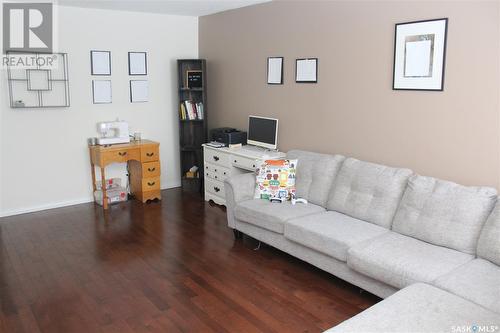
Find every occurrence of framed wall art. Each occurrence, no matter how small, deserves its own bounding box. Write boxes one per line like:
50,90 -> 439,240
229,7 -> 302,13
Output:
393,18 -> 448,91
90,50 -> 111,76
129,80 -> 148,103
128,52 -> 147,75
267,57 -> 283,84
296,58 -> 317,83
92,80 -> 112,104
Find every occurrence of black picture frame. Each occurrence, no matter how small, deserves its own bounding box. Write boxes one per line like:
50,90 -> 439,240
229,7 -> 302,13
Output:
128,52 -> 148,75
90,50 -> 111,76
392,18 -> 448,91
267,56 -> 284,85
92,80 -> 112,104
129,80 -> 148,103
295,58 -> 318,83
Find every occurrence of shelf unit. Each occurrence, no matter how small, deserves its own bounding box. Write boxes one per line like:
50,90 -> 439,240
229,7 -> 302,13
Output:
177,59 -> 208,193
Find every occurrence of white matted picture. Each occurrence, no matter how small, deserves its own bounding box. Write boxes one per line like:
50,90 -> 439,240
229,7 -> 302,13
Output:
296,58 -> 317,83
128,52 -> 147,75
267,57 -> 283,84
90,51 -> 111,75
393,18 -> 448,91
92,80 -> 112,104
130,80 -> 148,103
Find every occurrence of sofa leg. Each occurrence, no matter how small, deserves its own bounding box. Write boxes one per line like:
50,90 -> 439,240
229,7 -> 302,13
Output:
233,229 -> 242,239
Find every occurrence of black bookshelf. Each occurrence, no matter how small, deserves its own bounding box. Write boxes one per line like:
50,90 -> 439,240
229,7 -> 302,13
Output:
177,59 -> 208,192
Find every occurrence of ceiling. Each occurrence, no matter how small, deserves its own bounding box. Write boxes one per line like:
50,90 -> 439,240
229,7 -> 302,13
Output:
58,0 -> 272,17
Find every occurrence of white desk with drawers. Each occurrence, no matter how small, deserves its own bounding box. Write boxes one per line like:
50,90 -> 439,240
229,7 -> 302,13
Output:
202,144 -> 286,205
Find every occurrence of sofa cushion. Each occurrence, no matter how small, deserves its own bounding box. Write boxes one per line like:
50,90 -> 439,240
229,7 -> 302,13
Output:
347,232 -> 473,289
433,259 -> 500,314
234,199 -> 325,234
284,211 -> 388,262
477,200 -> 500,266
286,150 -> 345,207
326,158 -> 412,228
325,283 -> 500,333
392,175 -> 497,254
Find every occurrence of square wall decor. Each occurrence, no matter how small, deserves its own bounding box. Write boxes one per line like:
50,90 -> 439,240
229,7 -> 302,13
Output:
393,18 -> 448,91
6,52 -> 70,108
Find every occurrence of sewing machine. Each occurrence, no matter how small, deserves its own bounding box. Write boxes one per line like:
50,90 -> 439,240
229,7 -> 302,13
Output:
96,120 -> 130,145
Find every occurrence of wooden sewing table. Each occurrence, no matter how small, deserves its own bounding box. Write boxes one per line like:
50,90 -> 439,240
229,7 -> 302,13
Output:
89,140 -> 161,209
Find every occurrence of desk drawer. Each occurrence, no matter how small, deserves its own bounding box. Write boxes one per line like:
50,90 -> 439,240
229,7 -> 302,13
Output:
142,161 -> 161,177
205,163 -> 230,181
204,148 -> 230,167
204,169 -> 217,181
141,177 -> 160,191
232,155 -> 259,171
141,145 -> 159,162
103,148 -> 140,164
205,178 -> 224,196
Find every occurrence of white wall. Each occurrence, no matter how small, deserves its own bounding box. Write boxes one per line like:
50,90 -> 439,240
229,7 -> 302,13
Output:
0,6 -> 198,216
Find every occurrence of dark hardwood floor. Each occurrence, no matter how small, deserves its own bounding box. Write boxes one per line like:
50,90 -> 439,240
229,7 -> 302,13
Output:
0,188 -> 379,333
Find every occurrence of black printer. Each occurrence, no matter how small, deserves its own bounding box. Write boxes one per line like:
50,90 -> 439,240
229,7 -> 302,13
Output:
210,128 -> 247,146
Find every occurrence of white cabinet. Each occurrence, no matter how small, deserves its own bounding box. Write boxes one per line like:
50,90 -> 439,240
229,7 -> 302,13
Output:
203,145 -> 285,205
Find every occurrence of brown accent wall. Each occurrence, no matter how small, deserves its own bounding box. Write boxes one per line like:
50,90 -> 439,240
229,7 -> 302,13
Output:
199,1 -> 500,188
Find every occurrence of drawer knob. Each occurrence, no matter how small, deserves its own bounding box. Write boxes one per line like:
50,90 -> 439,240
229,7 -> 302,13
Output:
206,166 -> 208,169
147,181 -> 156,186
214,169 -> 217,172
118,152 -> 127,156
206,172 -> 209,176
147,167 -> 156,172
213,156 -> 219,161
146,152 -> 155,157
214,187 -> 220,192
253,164 -> 256,168
234,159 -> 237,163
215,175 -> 218,179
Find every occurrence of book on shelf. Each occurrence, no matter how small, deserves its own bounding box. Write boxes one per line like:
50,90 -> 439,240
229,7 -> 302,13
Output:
180,101 -> 204,121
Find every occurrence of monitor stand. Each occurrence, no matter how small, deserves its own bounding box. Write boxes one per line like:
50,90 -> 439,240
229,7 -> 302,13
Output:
245,144 -> 278,153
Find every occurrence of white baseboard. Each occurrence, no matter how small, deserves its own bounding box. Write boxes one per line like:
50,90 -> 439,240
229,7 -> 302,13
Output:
0,182 -> 182,218
0,197 -> 94,218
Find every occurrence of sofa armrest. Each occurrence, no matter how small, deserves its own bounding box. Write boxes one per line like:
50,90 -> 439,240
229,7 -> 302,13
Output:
224,173 -> 256,228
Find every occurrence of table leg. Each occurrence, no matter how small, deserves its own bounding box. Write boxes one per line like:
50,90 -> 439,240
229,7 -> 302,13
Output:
90,164 -> 97,192
101,167 -> 108,210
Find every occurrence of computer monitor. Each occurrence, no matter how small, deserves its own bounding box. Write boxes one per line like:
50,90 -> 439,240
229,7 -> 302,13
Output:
247,116 -> 278,150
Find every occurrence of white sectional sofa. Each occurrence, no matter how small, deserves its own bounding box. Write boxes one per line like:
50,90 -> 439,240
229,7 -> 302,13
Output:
224,150 -> 500,332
